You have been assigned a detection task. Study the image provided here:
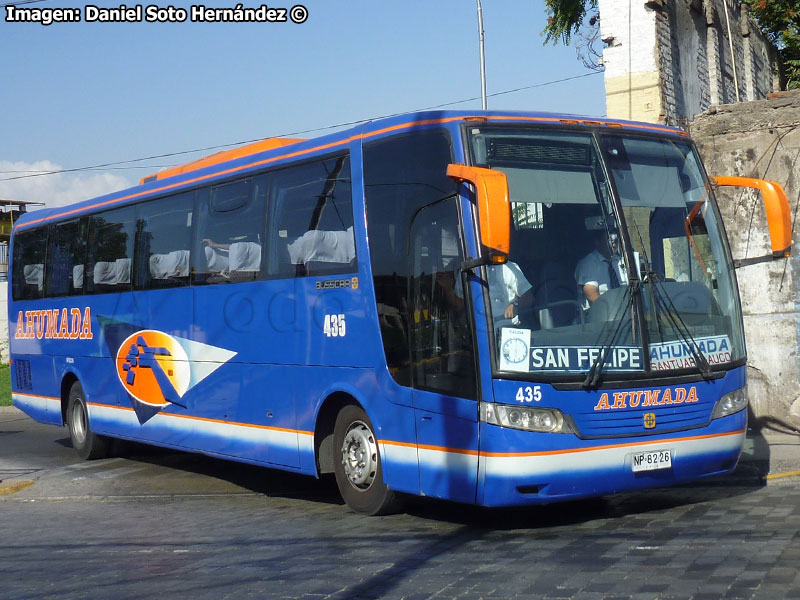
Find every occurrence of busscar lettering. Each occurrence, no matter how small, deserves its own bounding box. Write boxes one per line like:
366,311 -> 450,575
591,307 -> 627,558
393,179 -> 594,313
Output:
593,386 -> 699,411
5,6 -> 80,26
14,307 -> 93,341
315,278 -> 352,290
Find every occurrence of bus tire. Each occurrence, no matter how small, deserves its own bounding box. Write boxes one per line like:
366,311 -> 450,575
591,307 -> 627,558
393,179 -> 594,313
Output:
333,405 -> 399,516
66,382 -> 109,460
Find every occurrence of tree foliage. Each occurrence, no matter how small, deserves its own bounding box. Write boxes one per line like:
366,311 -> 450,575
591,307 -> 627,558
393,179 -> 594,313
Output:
542,0 -> 598,45
744,0 -> 800,89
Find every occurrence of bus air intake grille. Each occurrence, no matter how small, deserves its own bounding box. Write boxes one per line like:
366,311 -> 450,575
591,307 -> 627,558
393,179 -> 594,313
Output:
487,139 -> 591,166
571,402 -> 714,438
15,360 -> 32,391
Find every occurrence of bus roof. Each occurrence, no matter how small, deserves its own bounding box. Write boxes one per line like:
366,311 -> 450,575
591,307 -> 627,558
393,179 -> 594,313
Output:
14,110 -> 689,231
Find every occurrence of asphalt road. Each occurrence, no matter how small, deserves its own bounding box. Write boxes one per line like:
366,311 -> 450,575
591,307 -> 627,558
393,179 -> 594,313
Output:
2,408 -> 800,600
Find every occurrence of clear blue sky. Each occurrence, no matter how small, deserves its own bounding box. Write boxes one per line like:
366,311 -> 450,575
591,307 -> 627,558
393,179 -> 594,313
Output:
1,0 -> 605,206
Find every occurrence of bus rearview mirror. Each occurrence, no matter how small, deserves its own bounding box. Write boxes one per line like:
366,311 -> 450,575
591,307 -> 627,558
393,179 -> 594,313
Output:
447,164 -> 511,257
713,176 -> 792,259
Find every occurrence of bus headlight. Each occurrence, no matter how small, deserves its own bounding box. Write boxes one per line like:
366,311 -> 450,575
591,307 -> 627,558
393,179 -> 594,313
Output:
481,402 -> 573,433
712,387 -> 748,419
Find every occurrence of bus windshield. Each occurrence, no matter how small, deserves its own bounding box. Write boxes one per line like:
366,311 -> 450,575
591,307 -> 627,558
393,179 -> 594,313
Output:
468,127 -> 744,380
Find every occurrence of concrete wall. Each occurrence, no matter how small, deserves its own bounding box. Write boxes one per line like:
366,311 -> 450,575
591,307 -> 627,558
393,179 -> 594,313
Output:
691,92 -> 800,429
599,0 -> 780,124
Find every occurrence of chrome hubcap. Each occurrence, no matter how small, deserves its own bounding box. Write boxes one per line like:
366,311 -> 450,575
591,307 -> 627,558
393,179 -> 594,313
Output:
341,421 -> 377,490
71,401 -> 87,445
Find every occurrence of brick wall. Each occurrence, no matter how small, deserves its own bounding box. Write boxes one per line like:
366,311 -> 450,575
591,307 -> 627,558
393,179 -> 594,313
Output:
599,0 -> 780,123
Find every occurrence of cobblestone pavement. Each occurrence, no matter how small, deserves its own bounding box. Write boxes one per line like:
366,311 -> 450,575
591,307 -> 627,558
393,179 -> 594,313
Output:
2,411 -> 800,600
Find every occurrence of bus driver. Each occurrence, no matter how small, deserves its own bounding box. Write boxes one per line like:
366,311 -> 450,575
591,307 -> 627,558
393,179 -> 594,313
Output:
575,224 -> 627,310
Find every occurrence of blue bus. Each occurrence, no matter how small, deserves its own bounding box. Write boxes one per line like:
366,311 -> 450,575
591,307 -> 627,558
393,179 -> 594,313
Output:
9,111 -> 791,514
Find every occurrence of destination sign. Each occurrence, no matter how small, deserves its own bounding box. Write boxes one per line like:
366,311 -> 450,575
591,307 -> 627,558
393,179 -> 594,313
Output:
649,335 -> 732,370
508,332 -> 732,374
528,345 -> 642,372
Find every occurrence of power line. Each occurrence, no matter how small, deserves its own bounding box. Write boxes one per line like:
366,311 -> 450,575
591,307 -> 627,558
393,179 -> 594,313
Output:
1,0 -> 51,7
0,165 -> 177,175
0,71 -> 602,183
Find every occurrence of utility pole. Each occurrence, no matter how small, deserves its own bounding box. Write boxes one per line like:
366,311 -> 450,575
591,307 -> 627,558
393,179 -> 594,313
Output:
476,0 -> 488,110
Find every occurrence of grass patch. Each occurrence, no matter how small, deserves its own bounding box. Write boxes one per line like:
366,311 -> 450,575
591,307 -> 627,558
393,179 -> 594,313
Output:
0,364 -> 11,406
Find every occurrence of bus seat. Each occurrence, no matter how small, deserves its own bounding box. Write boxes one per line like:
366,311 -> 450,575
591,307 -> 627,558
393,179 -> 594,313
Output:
203,245 -> 229,273
73,265 -> 84,289
93,258 -> 130,286
287,227 -> 355,265
534,262 -> 577,329
23,263 -> 44,290
229,242 -> 262,272
149,250 -> 190,279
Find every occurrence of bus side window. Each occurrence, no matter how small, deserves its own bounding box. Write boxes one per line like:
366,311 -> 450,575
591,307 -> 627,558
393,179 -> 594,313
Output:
408,198 -> 476,398
267,154 -> 355,278
192,177 -> 267,284
135,193 -> 193,289
11,226 -> 49,301
46,218 -> 87,297
86,206 -> 136,294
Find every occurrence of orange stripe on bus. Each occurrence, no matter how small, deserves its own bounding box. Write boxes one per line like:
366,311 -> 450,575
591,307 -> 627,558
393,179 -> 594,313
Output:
382,439 -> 480,456
13,392 -> 60,402
15,115 -> 685,231
86,402 -> 314,436
81,403 -> 740,458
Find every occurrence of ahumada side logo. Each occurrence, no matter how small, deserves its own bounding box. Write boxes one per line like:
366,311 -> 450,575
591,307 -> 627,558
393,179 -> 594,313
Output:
114,329 -> 237,411
116,330 -> 191,407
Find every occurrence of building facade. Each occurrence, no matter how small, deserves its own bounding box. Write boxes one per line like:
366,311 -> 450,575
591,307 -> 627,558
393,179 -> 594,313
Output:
599,0 -> 781,124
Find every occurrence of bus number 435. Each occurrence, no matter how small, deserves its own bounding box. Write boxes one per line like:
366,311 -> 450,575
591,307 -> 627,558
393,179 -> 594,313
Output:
324,314 -> 346,338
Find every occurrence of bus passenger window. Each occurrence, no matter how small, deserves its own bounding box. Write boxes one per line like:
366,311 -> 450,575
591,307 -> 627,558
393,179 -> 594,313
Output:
11,227 -> 49,301
267,155 -> 355,277
46,218 -> 87,297
86,206 -> 136,294
192,177 -> 266,284
136,193 -> 193,289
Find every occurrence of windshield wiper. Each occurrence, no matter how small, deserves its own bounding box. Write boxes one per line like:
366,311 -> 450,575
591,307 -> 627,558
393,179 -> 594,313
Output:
629,215 -> 713,379
582,280 -> 640,389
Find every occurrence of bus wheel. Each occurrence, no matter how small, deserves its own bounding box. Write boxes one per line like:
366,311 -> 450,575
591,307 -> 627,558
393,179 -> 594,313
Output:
67,382 -> 109,460
333,405 -> 399,515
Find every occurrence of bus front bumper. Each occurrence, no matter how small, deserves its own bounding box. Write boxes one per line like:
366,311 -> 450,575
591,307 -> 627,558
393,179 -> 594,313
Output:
477,410 -> 746,507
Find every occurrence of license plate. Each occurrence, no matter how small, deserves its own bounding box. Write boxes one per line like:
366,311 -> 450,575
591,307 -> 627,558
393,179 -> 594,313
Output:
631,449 -> 672,472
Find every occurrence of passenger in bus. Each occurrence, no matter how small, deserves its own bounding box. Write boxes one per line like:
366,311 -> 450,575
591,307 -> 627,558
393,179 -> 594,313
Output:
446,259 -> 533,327
575,228 -> 627,309
488,261 -> 534,326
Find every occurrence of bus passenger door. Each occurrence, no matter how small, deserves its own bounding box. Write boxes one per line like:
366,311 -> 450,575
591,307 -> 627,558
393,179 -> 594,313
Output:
408,199 -> 480,504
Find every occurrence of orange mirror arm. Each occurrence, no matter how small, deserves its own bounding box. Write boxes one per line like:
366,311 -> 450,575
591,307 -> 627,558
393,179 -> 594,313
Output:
713,176 -> 792,257
684,200 -> 709,274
